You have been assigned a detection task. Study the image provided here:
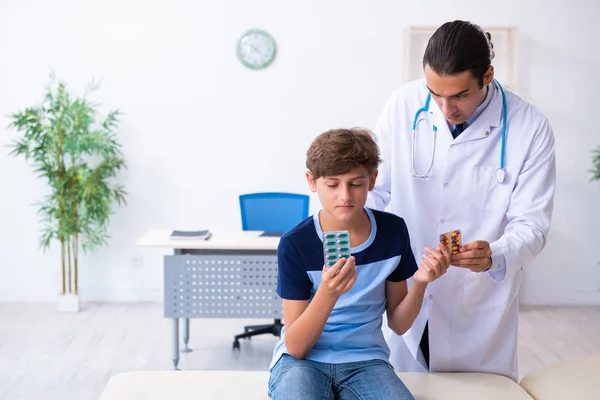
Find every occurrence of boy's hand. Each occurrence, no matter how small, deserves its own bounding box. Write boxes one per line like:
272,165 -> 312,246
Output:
413,243 -> 451,284
319,256 -> 357,298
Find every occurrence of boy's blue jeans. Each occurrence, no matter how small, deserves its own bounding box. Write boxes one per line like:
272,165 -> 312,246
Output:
268,354 -> 415,400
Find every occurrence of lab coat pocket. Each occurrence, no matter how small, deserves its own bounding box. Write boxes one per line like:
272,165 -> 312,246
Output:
462,270 -> 510,313
472,167 -> 511,212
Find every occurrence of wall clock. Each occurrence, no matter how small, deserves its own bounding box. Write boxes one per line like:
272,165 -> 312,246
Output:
237,29 -> 277,70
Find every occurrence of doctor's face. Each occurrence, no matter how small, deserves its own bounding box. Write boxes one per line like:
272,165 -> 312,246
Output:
424,65 -> 494,125
306,167 -> 377,227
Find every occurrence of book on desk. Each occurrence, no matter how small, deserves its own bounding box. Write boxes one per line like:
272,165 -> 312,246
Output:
170,230 -> 212,240
258,231 -> 285,238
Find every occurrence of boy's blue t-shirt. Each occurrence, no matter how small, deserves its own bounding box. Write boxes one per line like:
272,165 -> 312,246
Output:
269,207 -> 418,369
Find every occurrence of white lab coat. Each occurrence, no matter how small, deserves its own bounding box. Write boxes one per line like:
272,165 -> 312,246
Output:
368,79 -> 556,381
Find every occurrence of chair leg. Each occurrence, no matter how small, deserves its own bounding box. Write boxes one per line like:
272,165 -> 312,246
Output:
233,319 -> 283,350
244,324 -> 271,333
243,319 -> 283,334
235,325 -> 276,341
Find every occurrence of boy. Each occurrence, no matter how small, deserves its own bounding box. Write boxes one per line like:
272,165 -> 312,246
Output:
268,128 -> 451,400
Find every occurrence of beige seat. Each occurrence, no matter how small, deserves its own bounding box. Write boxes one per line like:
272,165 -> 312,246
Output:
519,354 -> 600,400
99,370 -> 533,400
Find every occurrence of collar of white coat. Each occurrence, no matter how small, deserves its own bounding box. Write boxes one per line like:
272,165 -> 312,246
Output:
428,80 -> 504,143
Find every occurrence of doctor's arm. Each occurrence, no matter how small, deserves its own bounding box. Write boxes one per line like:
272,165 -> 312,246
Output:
490,118 -> 556,281
454,118 -> 556,281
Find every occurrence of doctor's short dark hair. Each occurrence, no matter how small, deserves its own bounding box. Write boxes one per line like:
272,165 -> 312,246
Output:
306,128 -> 382,179
423,20 -> 495,87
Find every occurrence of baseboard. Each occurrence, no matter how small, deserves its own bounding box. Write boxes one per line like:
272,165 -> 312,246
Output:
80,288 -> 163,302
0,288 -> 163,303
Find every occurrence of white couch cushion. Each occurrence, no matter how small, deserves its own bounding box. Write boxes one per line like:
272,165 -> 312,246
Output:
401,372 -> 533,400
99,370 -> 533,400
519,354 -> 600,400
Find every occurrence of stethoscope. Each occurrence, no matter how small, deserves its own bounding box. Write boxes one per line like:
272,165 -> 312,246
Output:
411,79 -> 507,183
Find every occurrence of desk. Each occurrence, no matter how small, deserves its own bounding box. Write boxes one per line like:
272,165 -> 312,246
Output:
136,230 -> 282,369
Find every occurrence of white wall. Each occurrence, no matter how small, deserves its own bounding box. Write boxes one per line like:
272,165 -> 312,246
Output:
0,0 -> 598,305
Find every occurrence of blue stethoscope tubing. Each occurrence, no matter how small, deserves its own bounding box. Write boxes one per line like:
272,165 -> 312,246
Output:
411,79 -> 507,183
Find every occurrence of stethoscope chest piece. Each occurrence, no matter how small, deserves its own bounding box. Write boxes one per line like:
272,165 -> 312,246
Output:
495,168 -> 506,183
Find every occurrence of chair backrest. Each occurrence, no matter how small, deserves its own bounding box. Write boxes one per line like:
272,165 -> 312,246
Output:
239,192 -> 310,233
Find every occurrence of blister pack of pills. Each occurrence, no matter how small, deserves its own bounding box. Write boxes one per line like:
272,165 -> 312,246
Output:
439,229 -> 462,255
323,230 -> 352,267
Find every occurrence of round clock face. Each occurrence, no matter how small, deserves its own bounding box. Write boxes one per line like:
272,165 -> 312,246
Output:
237,29 -> 276,70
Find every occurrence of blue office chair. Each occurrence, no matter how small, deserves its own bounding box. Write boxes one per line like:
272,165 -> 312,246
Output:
239,192 -> 310,233
233,192 -> 310,349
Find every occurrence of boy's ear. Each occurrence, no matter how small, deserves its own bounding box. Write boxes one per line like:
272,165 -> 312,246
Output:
368,170 -> 378,191
306,171 -> 318,193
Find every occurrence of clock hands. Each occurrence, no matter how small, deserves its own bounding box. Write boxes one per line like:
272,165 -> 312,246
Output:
248,42 -> 266,58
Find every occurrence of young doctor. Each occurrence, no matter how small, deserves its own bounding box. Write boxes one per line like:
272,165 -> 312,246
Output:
367,20 -> 556,381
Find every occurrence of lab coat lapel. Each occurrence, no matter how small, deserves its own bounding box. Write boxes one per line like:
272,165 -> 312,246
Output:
456,83 -> 504,144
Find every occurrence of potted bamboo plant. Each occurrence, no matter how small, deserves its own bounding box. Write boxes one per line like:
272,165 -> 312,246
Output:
8,76 -> 127,311
593,146 -> 600,183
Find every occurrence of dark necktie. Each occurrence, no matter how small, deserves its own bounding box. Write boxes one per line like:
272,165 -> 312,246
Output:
452,123 -> 465,139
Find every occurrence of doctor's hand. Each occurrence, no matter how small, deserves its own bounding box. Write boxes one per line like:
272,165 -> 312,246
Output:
319,257 -> 357,298
413,243 -> 451,283
451,240 -> 492,272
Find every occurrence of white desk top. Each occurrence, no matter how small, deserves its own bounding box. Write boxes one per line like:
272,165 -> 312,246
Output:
136,230 -> 280,250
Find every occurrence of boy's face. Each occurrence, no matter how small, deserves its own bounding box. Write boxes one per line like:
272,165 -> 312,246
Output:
306,166 -> 377,225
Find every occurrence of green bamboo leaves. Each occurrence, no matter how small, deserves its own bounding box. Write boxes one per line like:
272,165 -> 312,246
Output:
592,147 -> 600,183
8,76 -> 127,295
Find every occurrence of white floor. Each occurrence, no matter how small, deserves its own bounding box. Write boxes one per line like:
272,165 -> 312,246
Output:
0,303 -> 599,400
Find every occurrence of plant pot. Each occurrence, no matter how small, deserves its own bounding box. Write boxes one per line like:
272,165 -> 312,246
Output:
58,293 -> 80,312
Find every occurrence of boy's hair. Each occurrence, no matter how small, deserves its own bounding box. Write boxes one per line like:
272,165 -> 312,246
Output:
306,128 -> 382,179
